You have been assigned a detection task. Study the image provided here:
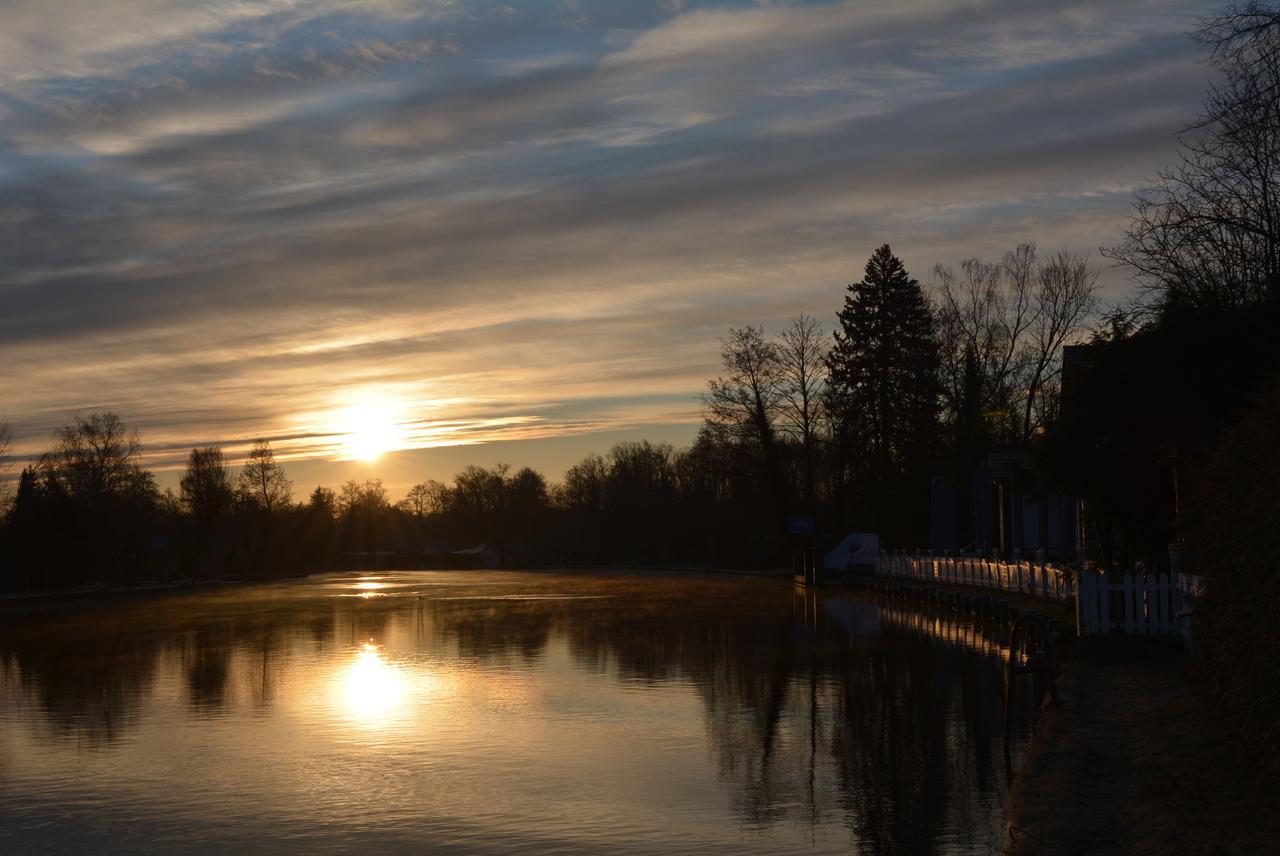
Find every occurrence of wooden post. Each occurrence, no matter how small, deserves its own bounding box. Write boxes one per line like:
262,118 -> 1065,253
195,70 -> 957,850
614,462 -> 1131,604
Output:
1075,570 -> 1086,635
1122,574 -> 1137,635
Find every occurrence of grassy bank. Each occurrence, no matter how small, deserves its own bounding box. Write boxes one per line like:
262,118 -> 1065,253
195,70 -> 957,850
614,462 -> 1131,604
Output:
1004,639 -> 1279,855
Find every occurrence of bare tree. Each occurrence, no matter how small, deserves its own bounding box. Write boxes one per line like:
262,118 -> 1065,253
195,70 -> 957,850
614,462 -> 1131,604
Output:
703,326 -> 783,446
41,412 -> 149,501
35,413 -> 158,581
702,325 -> 788,522
0,415 -> 11,509
339,478 -> 388,515
180,447 -> 233,521
1106,2 -> 1280,311
776,315 -> 828,507
400,479 -> 449,518
934,244 -> 1098,441
237,440 -> 292,514
1021,250 -> 1100,437
932,245 -> 1037,439
556,453 -> 609,511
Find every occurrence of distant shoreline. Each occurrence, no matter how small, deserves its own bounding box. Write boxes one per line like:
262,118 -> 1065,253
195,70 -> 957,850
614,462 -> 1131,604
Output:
0,563 -> 795,608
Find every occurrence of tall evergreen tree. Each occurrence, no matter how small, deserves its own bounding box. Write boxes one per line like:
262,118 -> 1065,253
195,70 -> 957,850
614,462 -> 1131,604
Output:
827,244 -> 940,544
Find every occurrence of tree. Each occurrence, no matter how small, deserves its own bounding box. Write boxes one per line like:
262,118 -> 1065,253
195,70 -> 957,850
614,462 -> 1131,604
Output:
827,245 -> 940,542
1020,250 -> 1099,438
508,467 -> 549,513
36,413 -> 160,583
557,454 -> 609,512
933,244 -> 1099,442
932,246 -> 1036,441
400,479 -> 448,518
506,466 -> 551,559
339,479 -> 388,515
702,325 -> 788,530
0,414 -> 11,511
308,485 -> 337,517
703,326 -> 783,447
237,440 -> 292,514
1106,2 -> 1280,313
179,447 -> 233,521
41,412 -> 149,501
776,315 -> 828,509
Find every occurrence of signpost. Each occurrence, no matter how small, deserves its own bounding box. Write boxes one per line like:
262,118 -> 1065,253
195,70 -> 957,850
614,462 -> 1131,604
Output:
789,514 -> 817,587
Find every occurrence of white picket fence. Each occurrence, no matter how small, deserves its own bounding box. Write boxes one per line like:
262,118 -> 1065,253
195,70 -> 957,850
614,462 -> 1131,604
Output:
876,552 -> 1076,601
1076,571 -> 1203,645
876,551 -> 1204,645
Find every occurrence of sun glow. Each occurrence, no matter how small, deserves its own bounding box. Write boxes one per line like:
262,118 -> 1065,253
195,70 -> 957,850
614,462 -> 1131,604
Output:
342,643 -> 407,724
337,397 -> 405,461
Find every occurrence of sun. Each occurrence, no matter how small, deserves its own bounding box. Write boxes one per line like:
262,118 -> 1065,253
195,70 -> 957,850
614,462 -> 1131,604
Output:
337,397 -> 403,461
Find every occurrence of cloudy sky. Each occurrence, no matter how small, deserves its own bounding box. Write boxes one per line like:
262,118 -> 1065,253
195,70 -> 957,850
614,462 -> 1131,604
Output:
1,0 -> 1211,496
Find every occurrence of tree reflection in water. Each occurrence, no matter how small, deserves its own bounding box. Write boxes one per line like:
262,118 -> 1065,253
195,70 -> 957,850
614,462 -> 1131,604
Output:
0,572 -> 1021,854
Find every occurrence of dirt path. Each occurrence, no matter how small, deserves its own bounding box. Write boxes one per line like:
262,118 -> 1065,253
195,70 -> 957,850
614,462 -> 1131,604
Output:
1005,646 -> 1278,855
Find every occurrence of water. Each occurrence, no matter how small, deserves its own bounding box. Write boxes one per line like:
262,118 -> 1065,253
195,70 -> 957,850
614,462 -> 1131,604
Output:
0,571 -> 1025,854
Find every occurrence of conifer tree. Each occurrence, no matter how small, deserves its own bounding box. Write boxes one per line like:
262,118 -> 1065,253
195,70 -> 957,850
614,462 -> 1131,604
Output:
827,244 -> 940,542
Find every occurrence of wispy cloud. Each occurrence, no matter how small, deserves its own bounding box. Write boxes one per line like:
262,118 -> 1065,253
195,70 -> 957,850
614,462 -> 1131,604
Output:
1,0 -> 1208,490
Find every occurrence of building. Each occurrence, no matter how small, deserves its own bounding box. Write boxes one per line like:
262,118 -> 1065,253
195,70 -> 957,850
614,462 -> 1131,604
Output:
930,446 -> 1081,560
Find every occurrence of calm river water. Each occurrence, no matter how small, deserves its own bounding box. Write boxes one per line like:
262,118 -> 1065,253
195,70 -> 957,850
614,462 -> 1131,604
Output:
0,571 -> 1024,854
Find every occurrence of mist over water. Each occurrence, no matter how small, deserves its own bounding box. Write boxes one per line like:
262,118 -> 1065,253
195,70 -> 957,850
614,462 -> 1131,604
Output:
0,571 -> 1025,854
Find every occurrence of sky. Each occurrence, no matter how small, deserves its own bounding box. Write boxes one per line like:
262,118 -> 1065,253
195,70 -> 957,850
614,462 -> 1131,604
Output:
1,0 -> 1213,497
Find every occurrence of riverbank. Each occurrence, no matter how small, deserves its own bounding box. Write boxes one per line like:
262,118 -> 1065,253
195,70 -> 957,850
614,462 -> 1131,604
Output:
1005,639 -> 1279,855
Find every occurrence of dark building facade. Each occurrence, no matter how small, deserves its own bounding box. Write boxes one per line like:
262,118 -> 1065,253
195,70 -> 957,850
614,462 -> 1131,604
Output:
931,446 -> 1081,561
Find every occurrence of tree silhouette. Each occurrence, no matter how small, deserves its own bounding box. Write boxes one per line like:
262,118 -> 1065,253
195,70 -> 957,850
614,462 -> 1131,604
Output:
934,244 -> 1098,443
776,315 -> 828,511
35,413 -> 160,583
0,414 -> 11,509
180,447 -> 233,522
932,246 -> 1036,442
827,245 -> 939,542
703,325 -> 789,530
237,440 -> 292,514
1107,1 -> 1280,313
1020,250 -> 1099,437
399,480 -> 448,518
308,485 -> 337,517
339,478 -> 388,515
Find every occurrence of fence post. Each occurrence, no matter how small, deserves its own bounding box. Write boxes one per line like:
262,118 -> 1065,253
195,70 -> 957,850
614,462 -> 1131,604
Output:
1100,571 -> 1111,633
1161,574 -> 1174,634
1122,574 -> 1137,635
1076,570 -> 1089,635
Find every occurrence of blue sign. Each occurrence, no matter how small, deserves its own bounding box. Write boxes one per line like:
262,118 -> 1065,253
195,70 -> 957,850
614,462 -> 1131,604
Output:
787,515 -> 815,536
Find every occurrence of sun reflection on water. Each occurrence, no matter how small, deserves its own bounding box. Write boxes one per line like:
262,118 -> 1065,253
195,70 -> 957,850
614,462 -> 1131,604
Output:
341,643 -> 407,725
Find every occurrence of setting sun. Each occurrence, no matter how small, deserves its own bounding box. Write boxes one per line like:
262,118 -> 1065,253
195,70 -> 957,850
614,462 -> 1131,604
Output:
337,398 -> 404,461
